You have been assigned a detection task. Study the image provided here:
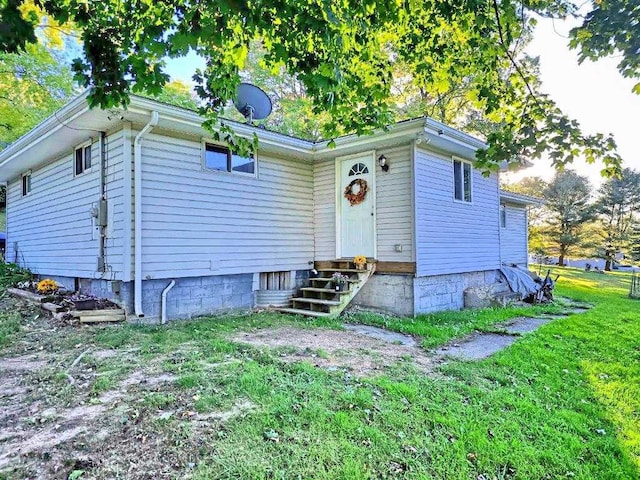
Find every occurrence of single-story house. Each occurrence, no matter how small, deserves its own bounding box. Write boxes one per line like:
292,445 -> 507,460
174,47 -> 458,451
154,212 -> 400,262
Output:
0,92 -> 538,321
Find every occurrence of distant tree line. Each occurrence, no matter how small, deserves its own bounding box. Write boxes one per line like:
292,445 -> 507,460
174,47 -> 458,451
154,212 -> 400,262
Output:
505,169 -> 640,270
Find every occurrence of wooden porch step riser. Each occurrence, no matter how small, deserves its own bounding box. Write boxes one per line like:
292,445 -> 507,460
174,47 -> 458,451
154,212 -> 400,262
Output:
301,287 -> 351,295
292,298 -> 342,306
275,308 -> 331,318
310,277 -> 360,284
316,269 -> 369,274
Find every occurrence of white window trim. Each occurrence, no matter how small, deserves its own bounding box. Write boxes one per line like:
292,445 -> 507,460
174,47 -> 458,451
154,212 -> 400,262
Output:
73,140 -> 94,177
201,139 -> 258,178
452,156 -> 473,204
21,170 -> 32,197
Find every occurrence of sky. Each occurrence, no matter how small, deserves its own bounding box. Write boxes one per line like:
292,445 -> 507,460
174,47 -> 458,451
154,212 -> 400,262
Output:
165,17 -> 639,189
510,16 -> 640,187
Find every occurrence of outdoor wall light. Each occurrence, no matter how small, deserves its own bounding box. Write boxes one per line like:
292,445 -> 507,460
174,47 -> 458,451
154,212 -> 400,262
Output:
378,154 -> 389,172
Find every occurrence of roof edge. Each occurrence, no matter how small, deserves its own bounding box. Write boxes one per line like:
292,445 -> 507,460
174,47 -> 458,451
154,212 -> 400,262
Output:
0,92 -> 500,172
499,189 -> 544,206
0,91 -> 91,167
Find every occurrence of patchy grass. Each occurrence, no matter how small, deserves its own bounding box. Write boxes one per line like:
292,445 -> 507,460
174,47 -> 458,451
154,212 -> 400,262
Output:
0,310 -> 21,347
0,270 -> 638,479
345,302 -> 564,348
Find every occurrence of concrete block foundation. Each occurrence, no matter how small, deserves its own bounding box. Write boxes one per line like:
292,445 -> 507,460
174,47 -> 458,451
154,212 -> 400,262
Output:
352,274 -> 414,317
40,270 -> 308,323
41,268 -> 502,321
413,270 -> 500,314
352,269 -> 500,317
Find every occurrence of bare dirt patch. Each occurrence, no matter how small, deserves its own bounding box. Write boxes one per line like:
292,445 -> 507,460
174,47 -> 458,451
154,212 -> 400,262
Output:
229,326 -> 433,375
0,343 -> 226,479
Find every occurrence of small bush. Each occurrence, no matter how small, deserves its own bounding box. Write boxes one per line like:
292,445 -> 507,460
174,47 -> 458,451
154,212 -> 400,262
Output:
0,262 -> 32,289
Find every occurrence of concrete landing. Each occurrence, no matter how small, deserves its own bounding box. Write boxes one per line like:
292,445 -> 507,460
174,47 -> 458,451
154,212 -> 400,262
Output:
435,333 -> 518,360
342,324 -> 418,348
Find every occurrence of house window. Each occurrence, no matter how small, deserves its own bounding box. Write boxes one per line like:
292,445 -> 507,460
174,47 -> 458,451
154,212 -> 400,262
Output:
348,163 -> 369,176
204,143 -> 255,175
22,172 -> 31,196
74,143 -> 92,175
453,158 -> 472,202
500,204 -> 507,228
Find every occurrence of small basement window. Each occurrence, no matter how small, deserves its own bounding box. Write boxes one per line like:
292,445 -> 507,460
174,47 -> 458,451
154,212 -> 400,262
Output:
453,158 -> 472,202
74,143 -> 92,175
22,172 -> 31,196
204,143 -> 255,175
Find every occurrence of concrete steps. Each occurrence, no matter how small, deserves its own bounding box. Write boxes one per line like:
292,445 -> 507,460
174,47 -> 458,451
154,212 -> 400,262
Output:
276,261 -> 375,318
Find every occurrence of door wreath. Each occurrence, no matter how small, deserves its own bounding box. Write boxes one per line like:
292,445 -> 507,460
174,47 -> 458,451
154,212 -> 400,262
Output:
344,178 -> 369,206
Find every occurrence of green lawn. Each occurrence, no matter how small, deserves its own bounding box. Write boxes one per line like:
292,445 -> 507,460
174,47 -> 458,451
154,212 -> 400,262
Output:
1,267 -> 638,479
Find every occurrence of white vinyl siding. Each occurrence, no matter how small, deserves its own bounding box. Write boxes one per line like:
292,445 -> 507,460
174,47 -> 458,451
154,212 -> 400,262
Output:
414,147 -> 500,276
103,129 -> 126,279
5,135 -> 119,277
313,159 -> 336,260
500,204 -> 528,266
374,145 -> 413,261
139,131 -> 314,278
313,145 -> 414,262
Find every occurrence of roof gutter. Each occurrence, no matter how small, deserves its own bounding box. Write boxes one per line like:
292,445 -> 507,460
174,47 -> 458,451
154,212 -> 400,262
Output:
126,97 -> 315,158
0,93 -> 91,171
133,110 -> 159,317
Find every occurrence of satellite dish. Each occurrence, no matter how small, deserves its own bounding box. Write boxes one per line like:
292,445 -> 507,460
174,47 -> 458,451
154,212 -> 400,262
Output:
234,83 -> 272,124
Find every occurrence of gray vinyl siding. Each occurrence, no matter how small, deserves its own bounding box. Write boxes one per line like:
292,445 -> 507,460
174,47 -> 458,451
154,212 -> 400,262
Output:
500,204 -> 528,266
313,145 -> 414,262
5,132 -> 124,278
414,147 -> 500,276
139,132 -> 314,279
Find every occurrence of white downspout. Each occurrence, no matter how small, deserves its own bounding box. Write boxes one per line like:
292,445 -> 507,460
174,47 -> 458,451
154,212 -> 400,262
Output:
133,111 -> 159,317
161,280 -> 176,324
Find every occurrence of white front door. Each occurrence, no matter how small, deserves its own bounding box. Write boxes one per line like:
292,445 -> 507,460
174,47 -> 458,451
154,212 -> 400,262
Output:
338,153 -> 376,258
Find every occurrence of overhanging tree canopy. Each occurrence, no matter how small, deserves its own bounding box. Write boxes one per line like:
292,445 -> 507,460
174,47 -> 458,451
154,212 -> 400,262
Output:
0,0 -> 635,174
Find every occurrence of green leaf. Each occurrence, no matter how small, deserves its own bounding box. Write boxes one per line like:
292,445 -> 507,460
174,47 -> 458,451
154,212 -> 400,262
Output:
68,470 -> 85,480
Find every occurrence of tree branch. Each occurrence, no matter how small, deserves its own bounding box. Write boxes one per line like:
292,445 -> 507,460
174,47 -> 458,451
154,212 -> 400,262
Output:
492,0 -> 540,106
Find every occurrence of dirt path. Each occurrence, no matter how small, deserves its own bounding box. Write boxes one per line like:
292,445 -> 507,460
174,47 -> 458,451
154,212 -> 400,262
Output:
229,325 -> 434,376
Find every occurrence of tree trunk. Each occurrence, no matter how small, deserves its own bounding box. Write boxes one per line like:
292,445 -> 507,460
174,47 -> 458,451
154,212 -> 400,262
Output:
559,253 -> 565,267
604,259 -> 612,271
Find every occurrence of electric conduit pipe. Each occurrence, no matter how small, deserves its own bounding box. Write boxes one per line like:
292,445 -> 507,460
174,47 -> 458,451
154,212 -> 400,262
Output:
161,280 -> 176,324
